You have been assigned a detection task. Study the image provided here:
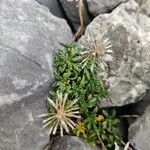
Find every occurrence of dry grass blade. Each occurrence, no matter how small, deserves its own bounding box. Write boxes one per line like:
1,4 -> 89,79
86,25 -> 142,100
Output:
115,142 -> 119,150
124,142 -> 130,150
115,142 -> 130,150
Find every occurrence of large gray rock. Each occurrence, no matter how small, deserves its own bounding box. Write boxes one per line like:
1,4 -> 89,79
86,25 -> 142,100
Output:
128,104 -> 150,150
35,0 -> 65,18
0,0 -> 72,149
51,136 -> 100,150
79,0 -> 150,107
86,0 -> 128,16
59,0 -> 91,32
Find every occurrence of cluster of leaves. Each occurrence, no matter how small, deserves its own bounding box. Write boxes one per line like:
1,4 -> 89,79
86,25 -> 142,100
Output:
43,42 -> 120,149
74,109 -> 120,149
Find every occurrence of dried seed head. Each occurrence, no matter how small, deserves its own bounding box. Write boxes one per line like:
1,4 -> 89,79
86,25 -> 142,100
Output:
81,33 -> 113,71
38,91 -> 81,137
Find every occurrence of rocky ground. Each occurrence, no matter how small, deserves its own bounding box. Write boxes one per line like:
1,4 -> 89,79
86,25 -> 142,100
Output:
0,0 -> 149,150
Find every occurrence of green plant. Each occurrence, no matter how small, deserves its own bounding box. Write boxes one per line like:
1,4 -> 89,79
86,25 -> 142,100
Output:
52,42 -> 107,115
74,109 -> 120,149
39,91 -> 81,137
40,42 -> 121,149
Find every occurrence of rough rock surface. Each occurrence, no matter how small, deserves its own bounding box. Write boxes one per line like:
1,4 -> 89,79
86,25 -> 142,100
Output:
86,0 -> 128,16
129,91 -> 150,115
136,0 -> 150,16
128,104 -> 150,150
79,0 -> 150,107
127,90 -> 150,127
0,0 -> 72,149
51,136 -> 101,150
35,0 -> 64,18
59,0 -> 91,32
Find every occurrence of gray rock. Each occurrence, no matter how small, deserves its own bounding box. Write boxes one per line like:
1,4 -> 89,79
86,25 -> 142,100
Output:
128,104 -> 150,150
79,0 -> 150,107
130,90 -> 150,115
127,90 -> 150,127
86,0 -> 128,16
0,0 -> 72,149
59,0 -> 91,32
136,0 -> 150,16
51,136 -> 100,150
35,0 -> 65,18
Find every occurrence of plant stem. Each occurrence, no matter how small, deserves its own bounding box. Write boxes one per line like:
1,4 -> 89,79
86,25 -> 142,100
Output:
114,135 -> 133,150
97,135 -> 107,150
119,115 -> 139,118
75,0 -> 84,40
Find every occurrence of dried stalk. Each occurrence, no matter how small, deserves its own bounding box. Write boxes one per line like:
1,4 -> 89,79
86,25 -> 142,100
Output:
75,0 -> 84,40
97,135 -> 107,150
120,115 -> 139,118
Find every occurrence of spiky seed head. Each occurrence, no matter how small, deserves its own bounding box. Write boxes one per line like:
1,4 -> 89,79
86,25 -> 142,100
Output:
81,33 -> 113,71
38,91 -> 81,137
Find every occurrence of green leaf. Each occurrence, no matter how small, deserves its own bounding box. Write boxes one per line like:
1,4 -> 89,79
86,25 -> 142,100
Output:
54,71 -> 62,79
63,72 -> 71,80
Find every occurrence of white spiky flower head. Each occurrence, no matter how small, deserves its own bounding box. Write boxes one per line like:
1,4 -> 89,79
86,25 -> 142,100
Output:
81,32 -> 113,71
38,91 -> 81,137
